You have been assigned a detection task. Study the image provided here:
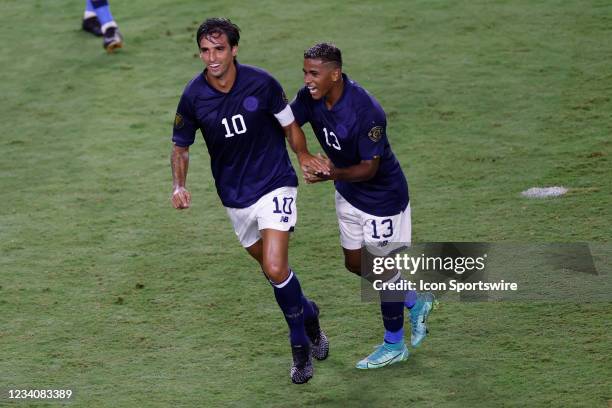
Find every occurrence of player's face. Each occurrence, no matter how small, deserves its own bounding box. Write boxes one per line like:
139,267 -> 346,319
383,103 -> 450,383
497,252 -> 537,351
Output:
199,33 -> 238,79
303,58 -> 341,100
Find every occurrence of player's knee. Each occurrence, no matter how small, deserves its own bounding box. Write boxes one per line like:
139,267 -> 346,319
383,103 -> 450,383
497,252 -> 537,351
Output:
264,261 -> 289,284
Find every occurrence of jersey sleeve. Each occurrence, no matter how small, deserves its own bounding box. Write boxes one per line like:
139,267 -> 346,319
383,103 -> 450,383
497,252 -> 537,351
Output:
265,76 -> 289,115
289,87 -> 311,127
357,107 -> 387,161
172,91 -> 198,147
262,75 -> 295,127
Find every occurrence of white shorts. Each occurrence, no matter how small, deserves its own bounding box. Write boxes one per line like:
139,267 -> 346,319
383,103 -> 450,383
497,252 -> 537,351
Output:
335,191 -> 411,256
226,186 -> 298,248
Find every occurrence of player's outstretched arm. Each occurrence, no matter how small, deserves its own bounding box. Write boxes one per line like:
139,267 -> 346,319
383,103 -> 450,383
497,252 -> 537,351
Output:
283,121 -> 330,178
170,144 -> 191,209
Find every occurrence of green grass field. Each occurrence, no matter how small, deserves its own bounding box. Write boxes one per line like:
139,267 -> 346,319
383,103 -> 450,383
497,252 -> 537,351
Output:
1,0 -> 611,406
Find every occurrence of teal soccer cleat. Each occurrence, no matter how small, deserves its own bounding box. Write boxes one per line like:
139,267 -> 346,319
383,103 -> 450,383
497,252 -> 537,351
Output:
355,341 -> 409,369
409,292 -> 434,347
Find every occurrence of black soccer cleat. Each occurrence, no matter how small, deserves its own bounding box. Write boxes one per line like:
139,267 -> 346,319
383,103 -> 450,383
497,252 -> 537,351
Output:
82,16 -> 102,37
290,344 -> 313,384
305,302 -> 329,360
103,27 -> 123,53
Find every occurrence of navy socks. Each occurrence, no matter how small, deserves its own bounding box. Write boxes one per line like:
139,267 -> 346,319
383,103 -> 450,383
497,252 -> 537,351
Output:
301,294 -> 317,322
271,270 -> 309,347
380,295 -> 405,344
379,272 -> 407,344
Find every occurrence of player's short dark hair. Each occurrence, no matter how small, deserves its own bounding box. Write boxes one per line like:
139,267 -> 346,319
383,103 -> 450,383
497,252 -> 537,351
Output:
304,43 -> 342,68
196,18 -> 241,47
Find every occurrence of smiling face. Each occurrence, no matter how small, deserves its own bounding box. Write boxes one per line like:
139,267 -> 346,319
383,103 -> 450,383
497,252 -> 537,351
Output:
303,58 -> 341,101
199,32 -> 238,80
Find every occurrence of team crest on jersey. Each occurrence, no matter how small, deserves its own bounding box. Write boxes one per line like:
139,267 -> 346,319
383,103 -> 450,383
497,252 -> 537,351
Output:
368,126 -> 383,142
243,96 -> 259,112
174,113 -> 184,129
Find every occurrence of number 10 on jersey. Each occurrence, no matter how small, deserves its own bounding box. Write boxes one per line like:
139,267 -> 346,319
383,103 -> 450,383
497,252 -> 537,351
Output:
222,114 -> 247,138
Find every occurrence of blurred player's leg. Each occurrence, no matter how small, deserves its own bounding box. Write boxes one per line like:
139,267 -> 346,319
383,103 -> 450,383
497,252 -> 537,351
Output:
91,0 -> 116,32
82,0 -> 102,36
91,0 -> 123,52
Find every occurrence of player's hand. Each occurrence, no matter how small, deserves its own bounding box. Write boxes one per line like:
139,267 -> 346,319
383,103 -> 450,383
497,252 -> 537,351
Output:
304,173 -> 329,184
299,152 -> 330,178
172,186 -> 191,209
303,154 -> 336,183
303,170 -> 326,184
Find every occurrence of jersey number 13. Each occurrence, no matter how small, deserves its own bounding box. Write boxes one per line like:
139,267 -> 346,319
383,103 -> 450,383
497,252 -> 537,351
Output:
323,127 -> 341,150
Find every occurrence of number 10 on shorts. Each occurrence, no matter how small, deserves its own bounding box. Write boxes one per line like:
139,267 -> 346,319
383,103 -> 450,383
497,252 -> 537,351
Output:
272,196 -> 293,222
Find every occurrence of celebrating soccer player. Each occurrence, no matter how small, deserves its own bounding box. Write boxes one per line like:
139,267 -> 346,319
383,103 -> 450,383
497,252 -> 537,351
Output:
170,19 -> 329,384
291,43 -> 435,369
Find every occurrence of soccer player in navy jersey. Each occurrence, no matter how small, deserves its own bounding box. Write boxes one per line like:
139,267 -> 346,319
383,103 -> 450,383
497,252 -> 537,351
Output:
290,43 -> 435,369
170,19 -> 329,384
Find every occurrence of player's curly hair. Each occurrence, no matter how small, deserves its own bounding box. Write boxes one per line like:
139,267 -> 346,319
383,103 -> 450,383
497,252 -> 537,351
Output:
304,43 -> 342,68
196,18 -> 241,47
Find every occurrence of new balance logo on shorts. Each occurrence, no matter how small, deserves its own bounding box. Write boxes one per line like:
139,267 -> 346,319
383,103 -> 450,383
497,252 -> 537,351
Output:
280,216 -> 289,222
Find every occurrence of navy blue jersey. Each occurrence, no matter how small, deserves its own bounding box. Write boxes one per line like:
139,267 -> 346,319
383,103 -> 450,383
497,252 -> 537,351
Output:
291,74 -> 409,216
173,63 -> 298,208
